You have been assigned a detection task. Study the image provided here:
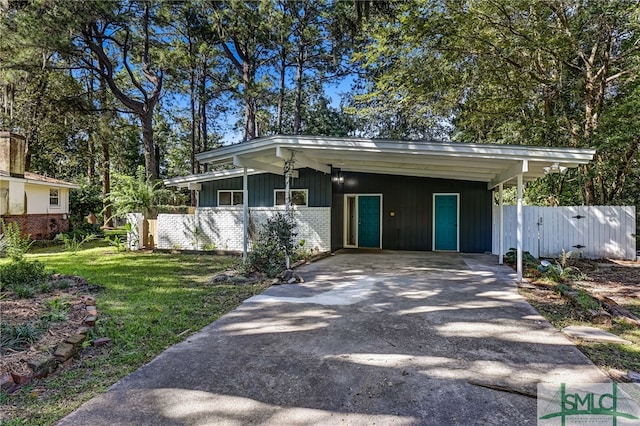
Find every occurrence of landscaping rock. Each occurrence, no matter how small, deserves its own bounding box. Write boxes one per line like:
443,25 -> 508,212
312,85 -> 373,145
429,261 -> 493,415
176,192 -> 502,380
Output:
54,342 -> 76,362
76,326 -> 91,335
230,275 -> 250,284
0,373 -> 15,390
280,269 -> 304,284
588,309 -> 612,325
93,337 -> 112,347
608,369 -> 630,382
628,371 -> 640,383
84,315 -> 97,326
86,305 -> 98,316
65,333 -> 87,345
83,296 -> 96,306
210,274 -> 228,283
11,372 -> 33,385
27,356 -> 57,377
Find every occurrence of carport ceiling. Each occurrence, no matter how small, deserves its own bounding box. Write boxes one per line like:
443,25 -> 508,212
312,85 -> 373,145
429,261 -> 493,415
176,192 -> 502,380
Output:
195,136 -> 596,189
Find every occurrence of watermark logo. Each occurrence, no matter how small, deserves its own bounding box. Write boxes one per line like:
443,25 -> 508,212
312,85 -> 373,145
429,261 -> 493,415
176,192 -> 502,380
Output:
538,383 -> 640,425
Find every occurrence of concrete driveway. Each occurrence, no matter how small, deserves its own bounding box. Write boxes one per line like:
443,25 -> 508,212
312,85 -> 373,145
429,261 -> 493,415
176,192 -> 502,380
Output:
59,251 -> 606,425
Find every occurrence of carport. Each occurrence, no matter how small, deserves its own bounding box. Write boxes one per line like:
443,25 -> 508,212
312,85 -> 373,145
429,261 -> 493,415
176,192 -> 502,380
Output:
177,136 -> 596,281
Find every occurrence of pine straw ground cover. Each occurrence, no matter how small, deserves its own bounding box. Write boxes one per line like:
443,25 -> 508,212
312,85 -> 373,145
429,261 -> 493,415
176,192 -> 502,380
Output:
1,242 -> 269,425
518,258 -> 640,378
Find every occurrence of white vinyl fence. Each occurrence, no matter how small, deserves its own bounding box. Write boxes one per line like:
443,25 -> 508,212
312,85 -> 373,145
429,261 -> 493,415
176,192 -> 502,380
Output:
492,205 -> 637,260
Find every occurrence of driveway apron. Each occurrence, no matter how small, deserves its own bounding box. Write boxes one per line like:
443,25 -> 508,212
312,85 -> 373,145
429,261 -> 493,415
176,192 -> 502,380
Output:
58,251 -> 606,425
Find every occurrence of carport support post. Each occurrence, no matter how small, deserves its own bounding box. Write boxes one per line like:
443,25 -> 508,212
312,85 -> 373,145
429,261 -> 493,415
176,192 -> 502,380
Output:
243,167 -> 248,260
283,154 -> 295,270
499,183 -> 504,265
516,174 -> 523,282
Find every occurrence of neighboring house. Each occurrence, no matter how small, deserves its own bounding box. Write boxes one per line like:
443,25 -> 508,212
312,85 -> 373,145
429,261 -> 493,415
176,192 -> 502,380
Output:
0,131 -> 79,239
163,135 -> 598,280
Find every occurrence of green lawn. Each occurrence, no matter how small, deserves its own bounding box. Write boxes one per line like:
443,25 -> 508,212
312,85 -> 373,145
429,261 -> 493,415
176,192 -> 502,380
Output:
1,243 -> 269,425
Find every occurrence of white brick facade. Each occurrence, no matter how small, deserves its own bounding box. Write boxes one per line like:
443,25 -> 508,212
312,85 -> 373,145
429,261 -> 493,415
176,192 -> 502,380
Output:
155,207 -> 331,252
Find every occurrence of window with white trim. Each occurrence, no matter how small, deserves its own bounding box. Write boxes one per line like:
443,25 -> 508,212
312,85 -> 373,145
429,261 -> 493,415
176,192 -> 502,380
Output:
49,188 -> 60,207
218,190 -> 243,206
274,189 -> 308,206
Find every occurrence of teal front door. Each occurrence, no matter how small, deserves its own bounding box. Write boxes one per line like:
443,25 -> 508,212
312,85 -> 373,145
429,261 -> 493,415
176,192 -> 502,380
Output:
434,194 -> 458,251
357,196 -> 381,248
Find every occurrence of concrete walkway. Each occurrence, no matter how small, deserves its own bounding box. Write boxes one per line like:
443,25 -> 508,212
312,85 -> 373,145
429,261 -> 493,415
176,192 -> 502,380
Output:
58,251 -> 607,425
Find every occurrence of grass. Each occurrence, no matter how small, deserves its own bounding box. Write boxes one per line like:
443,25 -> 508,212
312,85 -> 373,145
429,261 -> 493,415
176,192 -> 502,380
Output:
520,281 -> 640,376
0,242 -> 269,425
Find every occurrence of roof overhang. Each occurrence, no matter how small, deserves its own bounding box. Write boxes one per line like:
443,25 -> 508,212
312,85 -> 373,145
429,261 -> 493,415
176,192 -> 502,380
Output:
164,168 -> 266,188
185,135 -> 595,190
0,172 -> 79,189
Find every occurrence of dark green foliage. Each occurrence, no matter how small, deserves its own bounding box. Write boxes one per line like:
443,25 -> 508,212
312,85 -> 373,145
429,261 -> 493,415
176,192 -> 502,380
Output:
246,213 -> 297,277
69,182 -> 103,230
0,219 -> 34,261
504,248 -> 538,268
0,259 -> 51,296
0,322 -> 43,353
55,232 -> 97,252
42,298 -> 71,323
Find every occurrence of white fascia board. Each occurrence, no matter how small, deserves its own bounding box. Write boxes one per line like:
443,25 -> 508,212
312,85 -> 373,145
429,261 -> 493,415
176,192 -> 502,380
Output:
194,136 -> 596,172
270,136 -> 596,162
25,180 -> 79,189
2,174 -> 79,189
163,169 -> 263,187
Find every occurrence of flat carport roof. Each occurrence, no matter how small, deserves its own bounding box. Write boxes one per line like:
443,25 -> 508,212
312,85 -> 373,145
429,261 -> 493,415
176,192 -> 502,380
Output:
165,135 -> 597,281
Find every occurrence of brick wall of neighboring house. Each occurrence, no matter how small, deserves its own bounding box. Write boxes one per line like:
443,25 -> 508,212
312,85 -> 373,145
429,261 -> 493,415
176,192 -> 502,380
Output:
1,214 -> 70,239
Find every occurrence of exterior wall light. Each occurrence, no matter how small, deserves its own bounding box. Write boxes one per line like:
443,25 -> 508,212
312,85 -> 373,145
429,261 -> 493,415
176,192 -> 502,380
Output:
543,163 -> 568,175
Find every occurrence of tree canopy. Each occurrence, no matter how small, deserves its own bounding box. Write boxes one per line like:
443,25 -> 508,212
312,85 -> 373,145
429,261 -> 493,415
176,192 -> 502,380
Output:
1,0 -> 638,210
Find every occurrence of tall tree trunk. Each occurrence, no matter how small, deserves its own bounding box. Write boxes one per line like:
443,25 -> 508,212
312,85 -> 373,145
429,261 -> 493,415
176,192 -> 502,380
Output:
87,134 -> 95,184
199,53 -> 208,171
141,111 -> 157,180
242,62 -> 256,141
188,35 -> 197,206
293,48 -> 304,135
277,49 -> 287,134
101,136 -> 112,227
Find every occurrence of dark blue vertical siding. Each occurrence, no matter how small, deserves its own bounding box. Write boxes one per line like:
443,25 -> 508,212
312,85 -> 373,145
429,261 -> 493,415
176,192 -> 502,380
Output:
331,172 -> 492,253
199,168 -> 332,207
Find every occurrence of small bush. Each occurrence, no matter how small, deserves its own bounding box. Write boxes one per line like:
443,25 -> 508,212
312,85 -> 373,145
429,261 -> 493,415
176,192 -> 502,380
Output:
55,232 -> 97,252
0,259 -> 51,296
245,213 -> 297,277
39,282 -> 54,293
54,279 -> 72,290
505,248 -> 538,268
0,322 -> 43,353
0,219 -> 34,261
12,284 -> 35,299
105,234 -> 127,252
42,297 -> 70,323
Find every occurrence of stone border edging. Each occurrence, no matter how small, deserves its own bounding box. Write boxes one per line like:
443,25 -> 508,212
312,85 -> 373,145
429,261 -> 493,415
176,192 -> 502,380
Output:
0,295 -> 110,393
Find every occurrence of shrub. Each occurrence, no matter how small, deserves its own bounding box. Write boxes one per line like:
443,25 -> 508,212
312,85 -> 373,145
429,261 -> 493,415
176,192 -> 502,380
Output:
504,248 -> 538,268
0,219 -> 34,261
0,259 -> 51,296
245,213 -> 297,277
55,232 -> 97,252
42,297 -> 70,323
0,322 -> 43,353
105,234 -> 127,252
